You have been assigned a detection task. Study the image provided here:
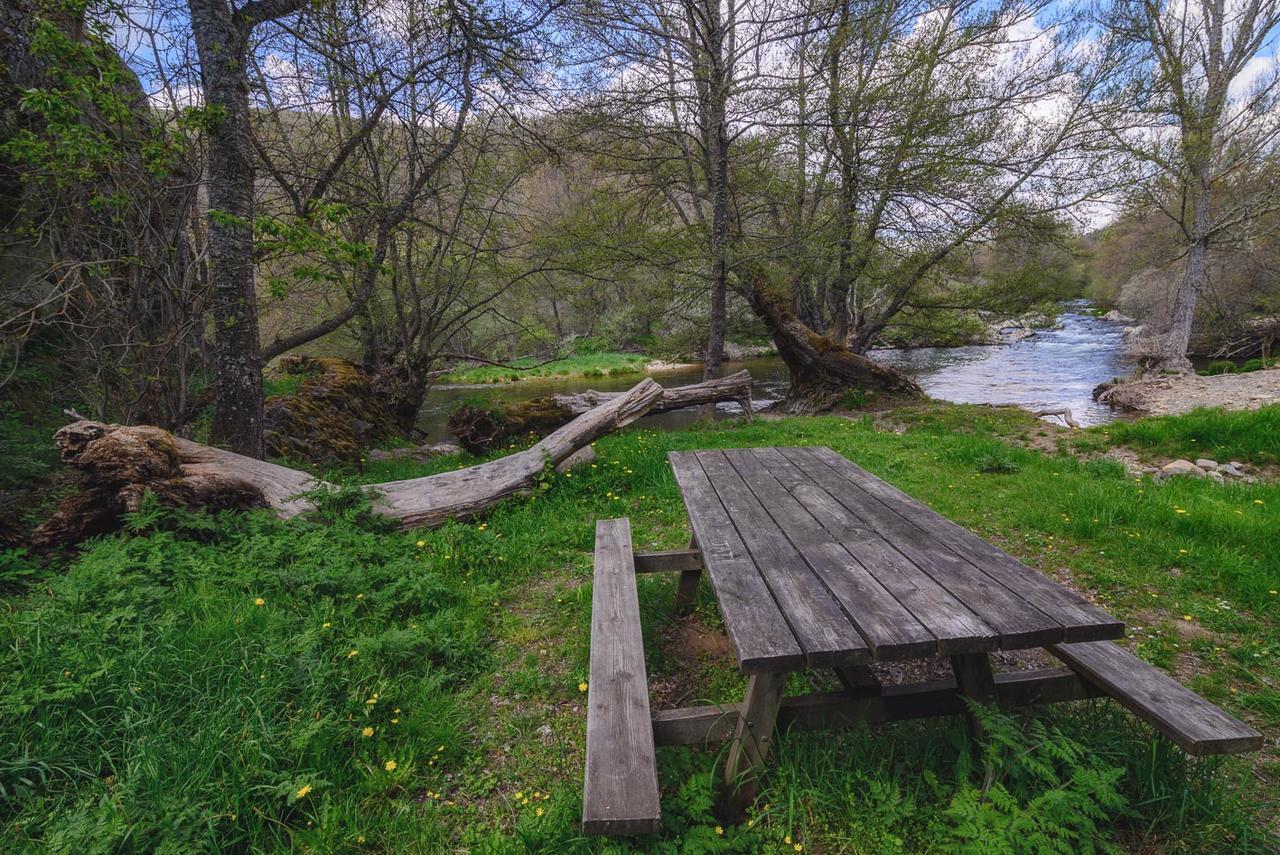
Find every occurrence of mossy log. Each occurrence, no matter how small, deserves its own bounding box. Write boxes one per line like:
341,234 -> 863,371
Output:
446,371 -> 754,455
31,379 -> 667,547
748,280 -> 922,413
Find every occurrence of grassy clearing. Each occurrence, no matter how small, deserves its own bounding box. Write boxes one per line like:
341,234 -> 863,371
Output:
437,353 -> 653,385
1083,405 -> 1280,467
2,404 -> 1278,852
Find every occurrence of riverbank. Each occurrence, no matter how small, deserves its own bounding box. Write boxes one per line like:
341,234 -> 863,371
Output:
435,352 -> 654,384
1098,367 -> 1280,416
2,402 -> 1276,852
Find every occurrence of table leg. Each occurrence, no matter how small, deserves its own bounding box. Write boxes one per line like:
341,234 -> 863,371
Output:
949,653 -> 998,739
717,670 -> 787,822
673,533 -> 702,616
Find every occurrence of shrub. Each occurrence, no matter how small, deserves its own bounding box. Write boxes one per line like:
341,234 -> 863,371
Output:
1202,360 -> 1238,376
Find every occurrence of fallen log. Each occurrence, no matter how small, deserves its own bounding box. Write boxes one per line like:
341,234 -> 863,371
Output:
446,370 -> 753,455
32,379 -> 667,546
1034,407 -> 1080,429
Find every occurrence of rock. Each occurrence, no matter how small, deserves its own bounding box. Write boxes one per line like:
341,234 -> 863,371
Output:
1219,464 -> 1245,478
1194,459 -> 1219,471
555,445 -> 597,472
1207,470 -> 1225,482
366,442 -> 463,463
1229,461 -> 1245,469
1103,309 -> 1135,324
1160,459 -> 1206,478
263,356 -> 401,462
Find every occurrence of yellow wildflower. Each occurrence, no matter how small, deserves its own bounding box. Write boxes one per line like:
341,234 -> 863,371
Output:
795,845 -> 804,853
1183,615 -> 1194,621
1255,499 -> 1265,505
362,726 -> 374,738
357,836 -> 365,844
578,681 -> 588,693
536,807 -> 544,817
416,540 -> 425,547
356,593 -> 364,599
715,826 -> 723,836
322,622 -> 331,629
347,649 -> 359,658
295,784 -> 313,799
254,597 -> 265,606
384,759 -> 397,772
391,718 -> 399,724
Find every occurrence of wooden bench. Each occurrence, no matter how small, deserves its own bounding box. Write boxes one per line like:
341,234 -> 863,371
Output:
1050,641 -> 1262,756
582,518 -> 662,836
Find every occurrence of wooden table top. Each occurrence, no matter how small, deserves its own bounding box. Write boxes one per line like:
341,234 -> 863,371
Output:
668,446 -> 1124,674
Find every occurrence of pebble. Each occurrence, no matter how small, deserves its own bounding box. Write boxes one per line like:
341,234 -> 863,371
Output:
1160,457 -> 1250,481
1160,459 -> 1206,478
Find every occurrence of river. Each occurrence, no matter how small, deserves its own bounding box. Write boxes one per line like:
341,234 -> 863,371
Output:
416,306 -> 1132,440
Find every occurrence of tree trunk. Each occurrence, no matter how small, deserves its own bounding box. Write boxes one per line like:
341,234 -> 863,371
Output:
33,379 -> 669,546
748,276 -> 922,413
189,0 -> 264,457
446,370 -> 754,454
1156,226 -> 1208,373
702,8 -> 730,383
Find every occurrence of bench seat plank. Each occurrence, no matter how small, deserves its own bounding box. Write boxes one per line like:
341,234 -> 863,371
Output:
1050,641 -> 1263,756
583,518 -> 662,835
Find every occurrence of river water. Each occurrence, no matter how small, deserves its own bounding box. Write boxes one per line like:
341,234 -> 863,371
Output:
416,306 -> 1132,440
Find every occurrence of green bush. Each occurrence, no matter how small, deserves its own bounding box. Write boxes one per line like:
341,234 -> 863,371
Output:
1202,360 -> 1238,376
1239,357 -> 1277,373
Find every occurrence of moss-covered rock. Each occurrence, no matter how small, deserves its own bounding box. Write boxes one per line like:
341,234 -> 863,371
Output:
263,356 -> 401,461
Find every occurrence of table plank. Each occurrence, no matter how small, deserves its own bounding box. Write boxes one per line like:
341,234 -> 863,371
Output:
695,450 -> 871,667
780,446 -> 1064,648
722,448 -> 937,659
806,446 -> 1123,643
668,452 -> 804,673
749,447 -> 997,655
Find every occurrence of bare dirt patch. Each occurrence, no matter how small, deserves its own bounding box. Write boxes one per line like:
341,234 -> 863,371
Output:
1099,368 -> 1280,416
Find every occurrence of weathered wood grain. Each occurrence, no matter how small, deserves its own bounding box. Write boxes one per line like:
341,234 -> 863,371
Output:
725,448 -> 938,659
760,448 -> 997,653
807,446 -> 1123,643
651,668 -> 1103,746
782,446 -> 1065,648
582,518 -> 662,836
718,670 -> 787,822
696,450 -> 871,667
669,452 -> 804,673
632,549 -> 703,574
1049,641 -> 1262,756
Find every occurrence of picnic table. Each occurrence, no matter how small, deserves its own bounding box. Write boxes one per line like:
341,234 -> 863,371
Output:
582,446 -> 1262,836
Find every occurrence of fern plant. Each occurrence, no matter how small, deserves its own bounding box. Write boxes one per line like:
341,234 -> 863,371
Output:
939,704 -> 1128,854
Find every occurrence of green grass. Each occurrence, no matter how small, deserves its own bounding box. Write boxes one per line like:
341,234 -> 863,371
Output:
1091,405 -> 1280,467
2,405 -> 1278,852
437,352 -> 653,385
